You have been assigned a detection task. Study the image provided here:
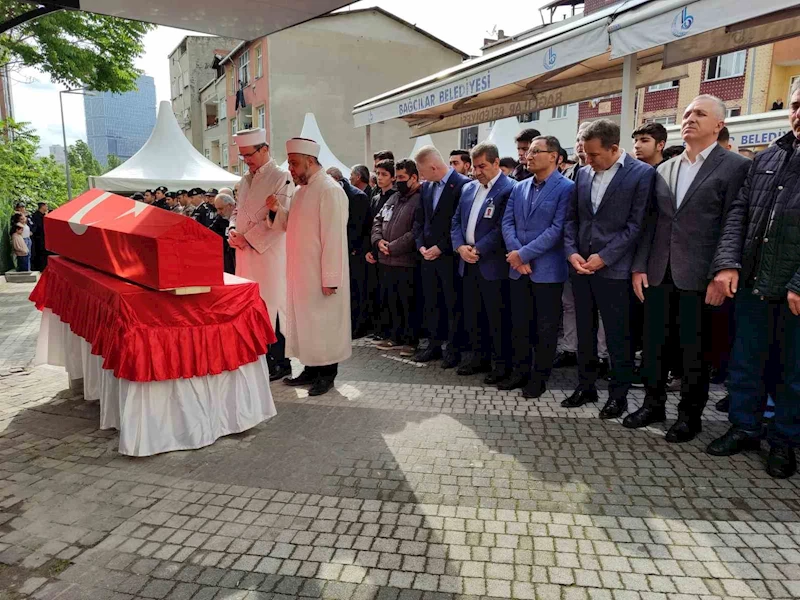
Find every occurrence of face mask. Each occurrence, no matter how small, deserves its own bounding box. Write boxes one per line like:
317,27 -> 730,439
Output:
396,180 -> 410,195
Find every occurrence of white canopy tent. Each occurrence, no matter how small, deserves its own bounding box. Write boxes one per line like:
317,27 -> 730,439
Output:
279,113 -> 351,178
483,118 -> 523,160
90,101 -> 241,193
410,135 -> 435,157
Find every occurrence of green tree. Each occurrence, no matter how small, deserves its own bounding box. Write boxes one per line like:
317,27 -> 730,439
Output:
0,1 -> 154,92
105,154 -> 123,172
0,119 -> 69,271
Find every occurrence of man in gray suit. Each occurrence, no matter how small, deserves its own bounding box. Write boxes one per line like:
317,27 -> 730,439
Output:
628,95 -> 750,443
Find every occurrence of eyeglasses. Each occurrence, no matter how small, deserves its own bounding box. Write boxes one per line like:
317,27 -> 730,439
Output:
526,149 -> 556,157
238,147 -> 263,159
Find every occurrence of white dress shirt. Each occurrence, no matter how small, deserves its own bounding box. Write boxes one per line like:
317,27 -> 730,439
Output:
676,142 -> 717,208
590,151 -> 627,213
466,172 -> 501,245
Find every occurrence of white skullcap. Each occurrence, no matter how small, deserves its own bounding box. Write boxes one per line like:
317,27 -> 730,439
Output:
286,137 -> 320,158
233,128 -> 267,147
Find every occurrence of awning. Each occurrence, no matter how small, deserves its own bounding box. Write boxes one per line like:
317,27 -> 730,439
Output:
37,0 -> 354,41
353,3 -> 622,128
608,0 -> 800,59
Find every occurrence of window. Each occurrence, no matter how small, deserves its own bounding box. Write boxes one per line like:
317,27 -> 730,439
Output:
222,143 -> 228,165
518,111 -> 540,123
257,105 -> 265,129
219,98 -> 227,119
255,45 -> 263,78
551,105 -> 568,119
239,51 -> 250,84
647,80 -> 680,92
646,115 -> 677,125
231,120 -> 237,135
204,148 -> 211,159
705,51 -> 746,81
460,126 -> 478,149
726,107 -> 741,118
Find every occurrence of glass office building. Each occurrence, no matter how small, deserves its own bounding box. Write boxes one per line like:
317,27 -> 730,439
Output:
84,75 -> 157,166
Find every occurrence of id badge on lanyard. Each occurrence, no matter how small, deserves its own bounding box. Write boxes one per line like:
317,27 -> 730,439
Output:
483,200 -> 495,219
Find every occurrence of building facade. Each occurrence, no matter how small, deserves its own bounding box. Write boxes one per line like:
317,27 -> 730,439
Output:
190,8 -> 465,174
83,75 -> 157,166
49,144 -> 66,165
168,35 -> 239,152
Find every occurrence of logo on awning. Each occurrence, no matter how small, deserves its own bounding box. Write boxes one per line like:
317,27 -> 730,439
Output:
543,47 -> 557,71
671,7 -> 694,38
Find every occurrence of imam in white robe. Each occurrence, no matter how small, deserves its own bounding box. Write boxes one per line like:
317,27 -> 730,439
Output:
271,168 -> 351,366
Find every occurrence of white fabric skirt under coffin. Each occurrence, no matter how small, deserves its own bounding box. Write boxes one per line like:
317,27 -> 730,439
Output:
35,308 -> 277,457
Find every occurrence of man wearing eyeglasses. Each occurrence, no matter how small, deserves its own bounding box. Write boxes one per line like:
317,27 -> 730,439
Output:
229,128 -> 295,382
562,119 -> 654,420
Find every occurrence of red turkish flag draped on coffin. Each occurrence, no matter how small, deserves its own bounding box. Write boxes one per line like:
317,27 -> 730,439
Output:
45,190 -> 223,289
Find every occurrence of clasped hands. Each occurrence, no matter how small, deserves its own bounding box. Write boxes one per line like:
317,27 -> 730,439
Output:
419,245 -> 442,261
506,250 -> 531,275
568,253 -> 605,276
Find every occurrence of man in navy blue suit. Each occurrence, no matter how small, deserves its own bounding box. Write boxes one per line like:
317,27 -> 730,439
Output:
413,146 -> 471,367
501,136 -> 574,398
562,119 -> 655,419
451,142 -> 515,383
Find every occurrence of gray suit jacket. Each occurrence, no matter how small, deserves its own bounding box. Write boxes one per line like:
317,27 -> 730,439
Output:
632,145 -> 750,291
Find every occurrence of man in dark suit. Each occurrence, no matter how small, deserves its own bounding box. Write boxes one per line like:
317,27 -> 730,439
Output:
562,119 -> 655,419
364,160 -> 396,341
413,146 -> 470,367
629,95 -> 751,443
328,167 -> 370,338
451,142 -> 515,383
501,136 -> 573,398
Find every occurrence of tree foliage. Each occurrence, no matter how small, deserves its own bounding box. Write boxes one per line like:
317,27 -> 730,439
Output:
0,1 -> 153,92
105,154 -> 123,172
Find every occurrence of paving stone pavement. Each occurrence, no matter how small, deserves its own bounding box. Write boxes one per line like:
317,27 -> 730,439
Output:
0,290 -> 798,600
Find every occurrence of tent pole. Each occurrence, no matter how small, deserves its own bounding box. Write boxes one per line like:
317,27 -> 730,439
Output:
364,124 -> 372,167
620,54 -> 637,147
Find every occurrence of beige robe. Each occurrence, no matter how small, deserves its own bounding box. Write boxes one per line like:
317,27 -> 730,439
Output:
235,160 -> 294,329
271,169 -> 351,366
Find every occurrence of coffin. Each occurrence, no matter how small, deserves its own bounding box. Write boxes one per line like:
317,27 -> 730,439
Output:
45,190 -> 223,290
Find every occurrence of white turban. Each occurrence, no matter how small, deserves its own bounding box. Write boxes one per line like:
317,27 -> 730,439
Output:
286,137 -> 320,158
233,128 -> 267,147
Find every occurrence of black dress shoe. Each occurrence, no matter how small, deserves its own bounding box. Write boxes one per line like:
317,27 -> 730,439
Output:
665,418 -> 701,443
707,426 -> 761,456
561,389 -> 598,408
766,444 -> 797,479
484,369 -> 509,385
308,378 -> 335,396
457,361 -> 490,376
284,370 -> 317,386
552,351 -> 577,369
497,373 -> 528,391
521,379 -> 546,399
412,345 -> 442,363
715,394 -> 730,412
269,365 -> 293,382
599,397 -> 628,419
441,352 -> 460,370
622,403 -> 666,429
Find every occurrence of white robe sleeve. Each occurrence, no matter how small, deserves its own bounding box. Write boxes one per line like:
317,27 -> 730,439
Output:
320,184 -> 347,289
243,179 -> 293,252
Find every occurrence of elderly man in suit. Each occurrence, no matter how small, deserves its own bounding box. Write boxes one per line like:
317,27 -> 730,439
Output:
501,136 -> 574,398
451,142 -> 515,383
413,146 -> 471,367
628,95 -> 751,443
562,119 -> 655,419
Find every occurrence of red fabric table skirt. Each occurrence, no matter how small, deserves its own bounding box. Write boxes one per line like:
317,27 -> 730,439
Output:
30,256 -> 276,382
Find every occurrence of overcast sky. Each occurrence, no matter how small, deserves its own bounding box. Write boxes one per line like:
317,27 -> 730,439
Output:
10,1 -> 554,155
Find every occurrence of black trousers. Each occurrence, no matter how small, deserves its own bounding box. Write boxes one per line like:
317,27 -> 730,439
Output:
381,265 -> 417,346
571,274 -> 634,400
420,256 -> 460,348
642,282 -> 711,418
365,260 -> 388,337
509,278 -> 563,381
462,264 -> 510,370
349,252 -> 368,334
267,315 -> 291,372
305,364 -> 339,379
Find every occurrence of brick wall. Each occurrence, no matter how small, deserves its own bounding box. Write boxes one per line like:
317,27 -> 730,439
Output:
584,0 -> 621,14
578,96 -> 622,120
699,55 -> 746,101
643,87 -> 679,113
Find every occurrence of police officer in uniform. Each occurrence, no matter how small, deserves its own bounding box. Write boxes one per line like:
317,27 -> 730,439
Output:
192,188 -> 217,227
153,186 -> 170,210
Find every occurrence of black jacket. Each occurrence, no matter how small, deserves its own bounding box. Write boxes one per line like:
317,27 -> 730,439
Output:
340,179 -> 369,254
365,187 -> 395,255
511,163 -> 533,182
209,215 -> 235,275
192,202 -> 216,228
414,170 -> 471,255
712,132 -> 800,298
